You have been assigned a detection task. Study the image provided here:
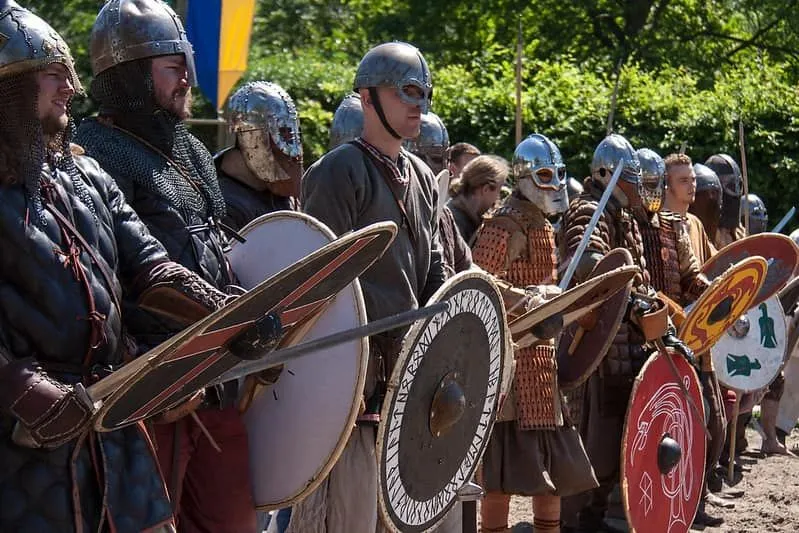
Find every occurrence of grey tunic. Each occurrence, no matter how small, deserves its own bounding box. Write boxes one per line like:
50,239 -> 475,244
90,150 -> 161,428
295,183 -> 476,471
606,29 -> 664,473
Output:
302,142 -> 446,326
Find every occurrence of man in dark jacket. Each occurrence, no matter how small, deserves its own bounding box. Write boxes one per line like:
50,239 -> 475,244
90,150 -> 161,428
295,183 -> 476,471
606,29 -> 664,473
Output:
75,1 -> 256,531
0,3 -> 240,531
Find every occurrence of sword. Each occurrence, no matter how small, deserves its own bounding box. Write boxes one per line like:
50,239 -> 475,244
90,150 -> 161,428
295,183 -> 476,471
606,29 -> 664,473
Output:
560,159 -> 625,290
207,301 -> 450,386
772,206 -> 796,233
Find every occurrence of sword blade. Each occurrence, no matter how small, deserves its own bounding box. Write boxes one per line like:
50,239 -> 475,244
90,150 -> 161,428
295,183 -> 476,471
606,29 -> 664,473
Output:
209,301 -> 450,385
559,158 -> 625,290
772,206 -> 796,234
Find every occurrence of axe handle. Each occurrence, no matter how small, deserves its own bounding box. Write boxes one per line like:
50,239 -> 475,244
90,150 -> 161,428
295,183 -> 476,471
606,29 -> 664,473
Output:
656,340 -> 712,441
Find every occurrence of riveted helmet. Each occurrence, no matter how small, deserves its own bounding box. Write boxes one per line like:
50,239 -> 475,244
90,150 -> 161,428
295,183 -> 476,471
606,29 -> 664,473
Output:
404,112 -> 449,173
635,148 -> 665,213
705,153 -> 742,229
744,193 -> 767,234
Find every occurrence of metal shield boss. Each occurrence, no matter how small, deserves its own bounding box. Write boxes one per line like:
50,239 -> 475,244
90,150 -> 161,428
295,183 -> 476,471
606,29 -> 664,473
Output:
679,256 -> 768,354
227,212 -> 369,510
557,248 -> 634,391
702,233 -> 799,307
377,271 -> 510,532
89,221 -> 397,431
622,349 -> 706,533
711,295 -> 787,392
509,263 -> 639,349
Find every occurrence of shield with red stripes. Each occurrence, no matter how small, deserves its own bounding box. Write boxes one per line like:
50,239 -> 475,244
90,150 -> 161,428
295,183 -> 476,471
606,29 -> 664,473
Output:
91,221 -> 397,431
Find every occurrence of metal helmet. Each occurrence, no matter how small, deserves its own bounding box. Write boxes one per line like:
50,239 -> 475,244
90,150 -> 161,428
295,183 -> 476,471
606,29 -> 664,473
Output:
90,0 -> 197,86
705,154 -> 742,197
227,81 -> 302,184
744,193 -> 768,234
353,41 -> 432,113
404,112 -> 449,174
329,93 -> 363,149
693,163 -> 721,194
635,148 -> 665,213
566,177 -> 584,200
591,134 -> 641,185
705,153 -> 742,229
513,133 -> 569,216
0,1 -> 82,91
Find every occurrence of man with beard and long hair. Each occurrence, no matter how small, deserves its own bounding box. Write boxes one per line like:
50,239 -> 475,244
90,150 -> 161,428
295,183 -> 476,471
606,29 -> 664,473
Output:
0,3 -> 258,531
75,1 -> 256,531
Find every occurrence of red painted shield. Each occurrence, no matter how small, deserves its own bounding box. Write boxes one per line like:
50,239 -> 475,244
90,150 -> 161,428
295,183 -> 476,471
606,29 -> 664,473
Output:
621,349 -> 706,533
89,221 -> 397,432
702,232 -> 799,307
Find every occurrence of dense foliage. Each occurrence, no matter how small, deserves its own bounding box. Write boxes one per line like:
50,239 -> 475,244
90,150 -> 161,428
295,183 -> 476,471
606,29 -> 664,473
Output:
26,0 -> 799,221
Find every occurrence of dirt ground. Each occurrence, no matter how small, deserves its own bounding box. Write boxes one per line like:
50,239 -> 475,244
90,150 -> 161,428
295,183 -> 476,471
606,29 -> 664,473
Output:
499,426 -> 799,532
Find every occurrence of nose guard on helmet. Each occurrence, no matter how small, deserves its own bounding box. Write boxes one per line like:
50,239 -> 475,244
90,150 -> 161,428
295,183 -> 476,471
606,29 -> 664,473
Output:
513,133 -> 569,216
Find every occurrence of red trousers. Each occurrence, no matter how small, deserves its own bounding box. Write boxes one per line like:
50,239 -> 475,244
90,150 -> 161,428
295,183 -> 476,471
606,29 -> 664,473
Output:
152,407 -> 256,533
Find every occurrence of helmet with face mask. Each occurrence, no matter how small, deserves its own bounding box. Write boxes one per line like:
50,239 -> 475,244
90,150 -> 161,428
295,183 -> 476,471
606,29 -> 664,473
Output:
635,148 -> 665,213
329,93 -> 363,149
403,112 -> 449,174
512,133 -> 569,216
705,154 -> 742,229
744,193 -> 768,234
353,41 -> 432,140
590,134 -> 641,207
227,81 -> 302,185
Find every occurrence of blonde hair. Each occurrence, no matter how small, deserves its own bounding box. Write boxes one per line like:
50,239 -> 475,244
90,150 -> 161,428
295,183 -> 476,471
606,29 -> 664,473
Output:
449,155 -> 509,197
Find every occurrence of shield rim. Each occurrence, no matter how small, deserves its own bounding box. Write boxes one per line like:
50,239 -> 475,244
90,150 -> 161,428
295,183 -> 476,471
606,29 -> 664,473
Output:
558,248 -> 634,391
678,256 -> 768,354
711,294 -> 788,392
701,232 -> 799,307
620,347 -> 706,533
231,211 -> 369,511
508,264 -> 639,337
90,221 -> 397,431
376,270 -> 509,533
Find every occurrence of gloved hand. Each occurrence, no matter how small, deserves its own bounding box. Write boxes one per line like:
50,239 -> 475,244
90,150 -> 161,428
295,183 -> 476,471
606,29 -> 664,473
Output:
0,358 -> 94,448
523,284 -> 562,311
227,312 -> 284,360
661,325 -> 697,369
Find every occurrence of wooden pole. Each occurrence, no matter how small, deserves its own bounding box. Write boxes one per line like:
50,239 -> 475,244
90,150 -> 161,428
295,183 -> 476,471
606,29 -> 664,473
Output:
727,394 -> 741,482
739,120 -> 750,235
514,18 -> 523,146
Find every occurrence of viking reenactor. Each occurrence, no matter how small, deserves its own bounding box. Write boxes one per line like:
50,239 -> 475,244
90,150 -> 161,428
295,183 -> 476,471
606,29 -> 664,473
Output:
447,141 -> 481,178
559,134 -> 694,531
405,111 -> 472,276
215,81 -> 303,232
75,1 -> 257,530
637,151 -> 725,526
634,150 -> 709,307
667,162 -> 718,264
0,4 -> 247,530
566,176 -> 584,203
704,153 -> 746,247
447,154 -> 509,244
289,41 -> 447,532
329,92 -> 364,149
472,134 -> 597,533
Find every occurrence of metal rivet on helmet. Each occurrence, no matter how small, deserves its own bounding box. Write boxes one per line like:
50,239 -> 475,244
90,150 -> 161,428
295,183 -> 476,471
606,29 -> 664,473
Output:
353,41 -> 433,113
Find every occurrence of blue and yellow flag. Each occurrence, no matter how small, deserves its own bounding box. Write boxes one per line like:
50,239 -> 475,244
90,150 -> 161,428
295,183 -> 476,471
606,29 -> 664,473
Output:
186,0 -> 256,110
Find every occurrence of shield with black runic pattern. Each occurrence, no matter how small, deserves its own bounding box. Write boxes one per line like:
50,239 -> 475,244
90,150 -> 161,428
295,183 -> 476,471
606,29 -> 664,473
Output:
376,271 -> 509,532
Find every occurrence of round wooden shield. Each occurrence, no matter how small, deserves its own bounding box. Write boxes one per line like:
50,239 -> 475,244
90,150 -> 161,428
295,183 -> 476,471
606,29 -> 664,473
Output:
377,271 -> 509,532
678,256 -> 767,354
702,233 -> 799,307
558,248 -> 634,391
227,212 -> 368,511
509,265 -> 639,349
621,348 -> 706,533
89,221 -> 396,431
711,295 -> 787,392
